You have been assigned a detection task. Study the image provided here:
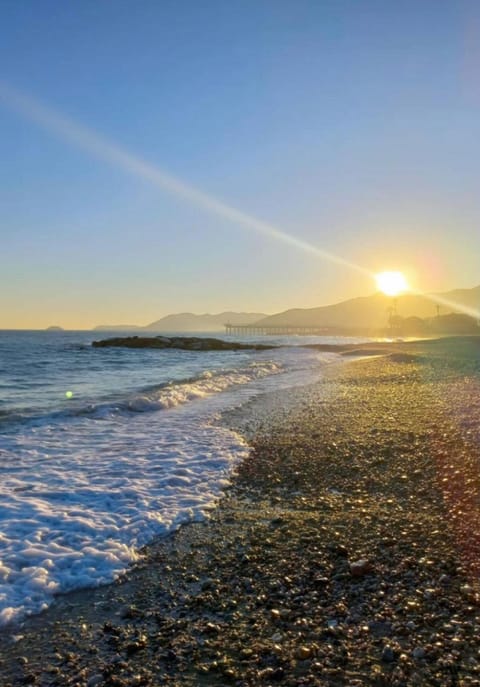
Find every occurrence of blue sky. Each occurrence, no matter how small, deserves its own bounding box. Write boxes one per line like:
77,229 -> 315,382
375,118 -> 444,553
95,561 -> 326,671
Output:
1,0 -> 479,328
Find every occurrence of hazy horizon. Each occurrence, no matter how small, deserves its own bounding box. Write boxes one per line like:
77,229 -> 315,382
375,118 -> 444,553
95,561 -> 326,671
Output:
1,281 -> 479,332
2,1 -> 480,329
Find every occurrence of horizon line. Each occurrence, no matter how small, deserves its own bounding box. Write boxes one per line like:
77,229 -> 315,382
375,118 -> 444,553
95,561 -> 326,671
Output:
1,283 -> 479,331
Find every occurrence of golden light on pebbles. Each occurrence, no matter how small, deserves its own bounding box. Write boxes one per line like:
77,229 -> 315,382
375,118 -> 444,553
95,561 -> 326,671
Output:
270,608 -> 281,621
295,645 -> 314,660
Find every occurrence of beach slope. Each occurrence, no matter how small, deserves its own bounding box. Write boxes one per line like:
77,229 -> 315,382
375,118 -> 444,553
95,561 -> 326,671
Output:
1,338 -> 479,686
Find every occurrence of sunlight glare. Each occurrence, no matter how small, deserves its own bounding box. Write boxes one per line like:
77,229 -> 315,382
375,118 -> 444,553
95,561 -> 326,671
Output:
375,271 -> 409,297
1,81 -> 479,321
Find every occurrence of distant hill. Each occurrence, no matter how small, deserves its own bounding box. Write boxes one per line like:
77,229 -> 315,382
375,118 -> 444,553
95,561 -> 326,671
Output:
254,285 -> 480,332
94,312 -> 268,333
144,312 -> 267,332
93,286 -> 480,335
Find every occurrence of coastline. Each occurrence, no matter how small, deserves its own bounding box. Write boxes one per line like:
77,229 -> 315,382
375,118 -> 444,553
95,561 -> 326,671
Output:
1,339 -> 479,686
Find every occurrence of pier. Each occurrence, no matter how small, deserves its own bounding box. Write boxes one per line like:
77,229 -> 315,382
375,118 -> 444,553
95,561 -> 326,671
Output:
224,324 -> 334,336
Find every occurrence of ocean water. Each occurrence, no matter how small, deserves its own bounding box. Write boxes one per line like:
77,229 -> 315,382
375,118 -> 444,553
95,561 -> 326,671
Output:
0,330 -> 365,626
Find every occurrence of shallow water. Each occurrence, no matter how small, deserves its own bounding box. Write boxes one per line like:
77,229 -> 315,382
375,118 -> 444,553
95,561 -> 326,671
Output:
0,329 -> 369,625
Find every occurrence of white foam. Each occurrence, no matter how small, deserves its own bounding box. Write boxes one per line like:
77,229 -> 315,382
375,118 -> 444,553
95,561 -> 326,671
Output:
0,346 -> 338,626
124,360 -> 282,413
0,409 -> 250,626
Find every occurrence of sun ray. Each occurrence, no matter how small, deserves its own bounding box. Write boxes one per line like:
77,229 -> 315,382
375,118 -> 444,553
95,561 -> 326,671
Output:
0,81 -> 369,277
1,81 -> 479,322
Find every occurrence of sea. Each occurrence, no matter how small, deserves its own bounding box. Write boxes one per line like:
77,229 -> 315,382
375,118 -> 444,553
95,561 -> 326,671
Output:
0,329 -> 369,627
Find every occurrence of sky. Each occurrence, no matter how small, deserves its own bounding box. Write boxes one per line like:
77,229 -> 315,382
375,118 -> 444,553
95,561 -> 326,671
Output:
1,0 -> 480,329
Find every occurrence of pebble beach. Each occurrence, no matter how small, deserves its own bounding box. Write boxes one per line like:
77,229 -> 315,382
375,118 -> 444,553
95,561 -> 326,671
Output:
0,337 -> 479,686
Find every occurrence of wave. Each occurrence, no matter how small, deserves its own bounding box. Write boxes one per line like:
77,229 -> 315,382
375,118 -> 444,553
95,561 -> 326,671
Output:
0,359 -> 283,430
77,360 -> 283,417
0,344 -> 338,625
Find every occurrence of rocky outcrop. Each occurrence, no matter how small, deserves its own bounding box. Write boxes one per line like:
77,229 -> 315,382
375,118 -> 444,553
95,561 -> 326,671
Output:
92,336 -> 276,351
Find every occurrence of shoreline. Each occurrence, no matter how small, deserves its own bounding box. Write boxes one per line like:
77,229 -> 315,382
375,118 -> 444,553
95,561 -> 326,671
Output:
1,340 -> 479,685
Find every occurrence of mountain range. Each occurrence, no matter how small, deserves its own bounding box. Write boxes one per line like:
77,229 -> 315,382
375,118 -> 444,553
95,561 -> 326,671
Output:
94,312 -> 267,332
254,285 -> 480,331
94,285 -> 480,334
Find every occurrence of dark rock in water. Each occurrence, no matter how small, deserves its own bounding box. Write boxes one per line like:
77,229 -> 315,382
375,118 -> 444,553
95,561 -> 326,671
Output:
92,336 -> 276,351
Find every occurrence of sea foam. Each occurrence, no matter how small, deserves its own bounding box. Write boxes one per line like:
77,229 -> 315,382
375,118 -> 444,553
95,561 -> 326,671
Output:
0,411 -> 250,626
0,338 -> 340,626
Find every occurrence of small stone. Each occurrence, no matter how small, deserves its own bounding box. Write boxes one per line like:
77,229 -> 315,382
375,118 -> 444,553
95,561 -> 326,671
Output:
349,559 -> 374,576
270,608 -> 281,622
412,647 -> 426,660
222,667 -> 236,681
270,517 -> 285,527
87,676 -> 103,687
423,588 -> 437,600
120,605 -> 140,619
296,645 -> 313,660
382,645 -> 396,663
271,667 -> 285,681
204,622 -> 220,634
334,544 -> 349,557
125,635 -> 147,656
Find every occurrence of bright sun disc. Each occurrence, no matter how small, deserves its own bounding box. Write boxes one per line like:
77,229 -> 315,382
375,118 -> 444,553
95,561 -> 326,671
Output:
375,271 -> 408,297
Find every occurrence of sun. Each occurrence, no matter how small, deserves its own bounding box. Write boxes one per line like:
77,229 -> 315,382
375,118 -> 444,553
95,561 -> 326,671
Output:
375,271 -> 409,297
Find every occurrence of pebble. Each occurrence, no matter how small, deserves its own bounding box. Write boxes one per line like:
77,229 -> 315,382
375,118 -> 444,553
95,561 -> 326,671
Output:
296,645 -> 314,660
382,645 -> 397,663
349,559 -> 374,576
1,349 -> 480,686
270,608 -> 281,622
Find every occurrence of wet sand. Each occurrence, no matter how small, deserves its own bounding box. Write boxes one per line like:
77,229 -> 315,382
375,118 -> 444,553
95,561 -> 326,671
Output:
1,338 -> 479,686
